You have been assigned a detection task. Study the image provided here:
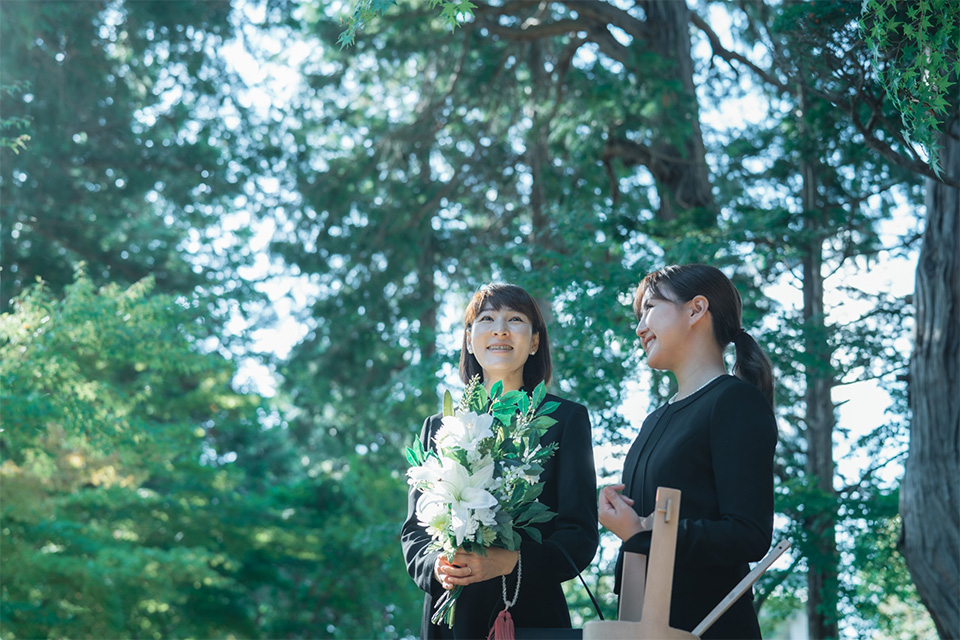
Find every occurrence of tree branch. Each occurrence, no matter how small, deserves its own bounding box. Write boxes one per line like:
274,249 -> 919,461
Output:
689,11 -> 788,92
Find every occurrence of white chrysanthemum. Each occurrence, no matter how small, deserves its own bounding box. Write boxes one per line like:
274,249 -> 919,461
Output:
474,506 -> 498,527
416,499 -> 451,539
479,525 -> 498,546
435,411 -> 495,452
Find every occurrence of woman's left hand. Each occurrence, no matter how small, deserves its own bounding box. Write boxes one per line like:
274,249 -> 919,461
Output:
439,547 -> 520,586
599,484 -> 650,541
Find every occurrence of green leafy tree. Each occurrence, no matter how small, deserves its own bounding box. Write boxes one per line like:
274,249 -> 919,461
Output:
0,272 -> 263,638
0,1 -> 258,318
1,270 -> 398,639
862,0 -> 960,177
702,4 -> 928,634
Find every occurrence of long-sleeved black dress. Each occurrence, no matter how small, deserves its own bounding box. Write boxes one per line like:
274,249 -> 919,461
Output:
401,393 -> 599,639
615,375 -> 777,639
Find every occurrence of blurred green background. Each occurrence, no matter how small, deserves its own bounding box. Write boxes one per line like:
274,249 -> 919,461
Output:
2,1 -> 957,638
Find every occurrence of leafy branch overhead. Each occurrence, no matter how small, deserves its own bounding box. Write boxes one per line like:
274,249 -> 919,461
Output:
338,0 -> 476,47
862,0 -> 960,177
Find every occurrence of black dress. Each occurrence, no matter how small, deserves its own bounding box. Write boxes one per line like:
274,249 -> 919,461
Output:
401,394 -> 599,639
615,375 -> 777,639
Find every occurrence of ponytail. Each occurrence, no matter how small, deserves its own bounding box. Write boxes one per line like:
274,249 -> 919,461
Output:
732,330 -> 775,408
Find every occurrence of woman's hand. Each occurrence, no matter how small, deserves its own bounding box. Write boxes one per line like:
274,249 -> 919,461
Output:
434,555 -> 459,590
599,484 -> 650,541
436,547 -> 520,587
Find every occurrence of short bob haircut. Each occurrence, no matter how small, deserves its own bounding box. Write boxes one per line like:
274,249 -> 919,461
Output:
459,283 -> 552,390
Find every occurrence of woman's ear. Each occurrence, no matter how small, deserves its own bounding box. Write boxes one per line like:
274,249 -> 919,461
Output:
530,332 -> 540,356
689,295 -> 710,323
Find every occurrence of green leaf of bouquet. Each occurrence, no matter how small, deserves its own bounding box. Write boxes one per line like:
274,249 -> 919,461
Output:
443,390 -> 454,417
532,382 -> 546,409
518,502 -> 555,525
490,379 -> 503,400
508,529 -> 521,550
522,482 -> 544,502
405,447 -> 419,466
406,437 -> 428,465
525,510 -> 555,524
499,389 -> 524,406
525,463 -> 544,477
477,384 -> 489,409
521,500 -> 550,517
528,416 -> 558,431
526,527 -> 543,544
536,401 -> 561,416
519,392 -> 530,417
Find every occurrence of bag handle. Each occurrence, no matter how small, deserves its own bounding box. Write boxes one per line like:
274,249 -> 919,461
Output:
549,541 -> 605,621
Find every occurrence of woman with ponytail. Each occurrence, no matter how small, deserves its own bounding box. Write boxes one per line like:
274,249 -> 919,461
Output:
599,264 -> 777,638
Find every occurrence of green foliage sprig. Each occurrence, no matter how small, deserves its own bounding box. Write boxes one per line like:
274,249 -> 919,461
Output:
338,0 -> 476,47
861,0 -> 960,177
0,82 -> 31,154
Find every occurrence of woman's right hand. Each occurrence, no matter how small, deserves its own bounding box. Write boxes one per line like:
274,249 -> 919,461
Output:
434,555 -> 452,590
435,555 -> 467,590
599,484 -> 649,541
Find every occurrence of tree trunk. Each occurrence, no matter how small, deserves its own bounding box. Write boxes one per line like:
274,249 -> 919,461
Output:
640,0 -> 714,226
799,87 -> 840,638
901,114 -> 960,639
801,192 -> 840,640
598,0 -> 716,227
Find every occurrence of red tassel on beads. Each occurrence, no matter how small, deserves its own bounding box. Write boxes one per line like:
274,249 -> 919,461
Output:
487,609 -> 515,640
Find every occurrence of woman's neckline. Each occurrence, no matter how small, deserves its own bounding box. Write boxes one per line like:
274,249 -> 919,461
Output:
668,374 -> 728,405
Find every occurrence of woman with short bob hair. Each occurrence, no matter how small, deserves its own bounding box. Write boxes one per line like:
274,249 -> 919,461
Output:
458,283 -> 552,391
402,282 -> 599,639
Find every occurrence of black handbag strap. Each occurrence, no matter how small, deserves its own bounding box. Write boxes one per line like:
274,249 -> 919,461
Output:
550,541 -> 605,621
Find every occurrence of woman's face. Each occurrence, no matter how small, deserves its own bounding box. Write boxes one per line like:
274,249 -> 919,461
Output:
467,304 -> 539,390
635,287 -> 687,371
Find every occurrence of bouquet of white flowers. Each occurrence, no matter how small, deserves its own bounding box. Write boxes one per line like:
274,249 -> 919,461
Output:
406,375 -> 560,628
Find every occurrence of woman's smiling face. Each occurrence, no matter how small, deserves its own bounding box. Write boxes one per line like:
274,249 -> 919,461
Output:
635,287 -> 687,371
467,304 -> 539,389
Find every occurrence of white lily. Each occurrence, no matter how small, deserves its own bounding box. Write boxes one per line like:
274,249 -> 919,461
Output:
435,411 -> 495,452
420,457 -> 497,546
407,454 -> 443,488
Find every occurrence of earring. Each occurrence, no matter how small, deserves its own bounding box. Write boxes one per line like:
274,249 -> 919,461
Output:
530,350 -> 537,355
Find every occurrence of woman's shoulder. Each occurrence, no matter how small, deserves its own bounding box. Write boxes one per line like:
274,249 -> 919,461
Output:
709,376 -> 777,435
542,392 -> 590,422
544,392 -> 587,410
712,375 -> 770,407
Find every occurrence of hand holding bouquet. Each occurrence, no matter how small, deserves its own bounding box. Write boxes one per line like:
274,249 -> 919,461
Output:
406,376 -> 560,628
